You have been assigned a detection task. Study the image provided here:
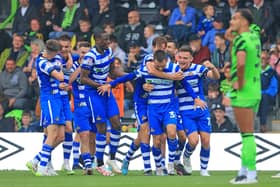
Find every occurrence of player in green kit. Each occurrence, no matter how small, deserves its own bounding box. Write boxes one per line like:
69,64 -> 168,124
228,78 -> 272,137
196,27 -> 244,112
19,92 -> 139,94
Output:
228,9 -> 261,184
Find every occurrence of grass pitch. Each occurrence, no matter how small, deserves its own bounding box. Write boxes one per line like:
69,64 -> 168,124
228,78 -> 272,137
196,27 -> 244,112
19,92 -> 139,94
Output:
0,170 -> 279,187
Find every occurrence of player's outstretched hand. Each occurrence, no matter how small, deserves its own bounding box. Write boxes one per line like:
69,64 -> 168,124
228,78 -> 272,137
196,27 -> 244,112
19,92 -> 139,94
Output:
232,80 -> 245,90
194,98 -> 207,110
171,71 -> 184,80
203,61 -> 215,70
59,82 -> 69,90
225,28 -> 235,42
143,83 -> 154,92
97,84 -> 111,96
146,61 -> 155,73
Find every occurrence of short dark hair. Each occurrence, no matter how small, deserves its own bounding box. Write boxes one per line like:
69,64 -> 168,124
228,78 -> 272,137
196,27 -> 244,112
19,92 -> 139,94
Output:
215,32 -> 225,40
202,3 -> 213,12
208,82 -> 220,92
22,110 -> 31,117
188,34 -> 201,42
153,50 -> 167,62
94,31 -> 108,41
58,34 -> 71,42
237,9 -> 253,25
79,17 -> 91,25
178,45 -> 193,55
164,34 -> 173,41
77,41 -> 91,48
46,39 -> 61,52
6,58 -> 16,63
103,22 -> 115,29
109,34 -> 117,43
167,39 -> 178,49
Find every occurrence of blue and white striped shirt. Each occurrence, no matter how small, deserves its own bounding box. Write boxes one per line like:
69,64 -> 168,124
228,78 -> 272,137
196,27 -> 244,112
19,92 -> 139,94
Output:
81,47 -> 114,87
71,60 -> 88,105
177,63 -> 208,111
52,54 -> 79,96
137,61 -> 179,104
36,53 -> 60,97
132,53 -> 172,104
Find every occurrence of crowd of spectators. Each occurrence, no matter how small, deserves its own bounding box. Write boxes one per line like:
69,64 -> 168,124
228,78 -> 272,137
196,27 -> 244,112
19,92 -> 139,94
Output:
0,0 -> 280,133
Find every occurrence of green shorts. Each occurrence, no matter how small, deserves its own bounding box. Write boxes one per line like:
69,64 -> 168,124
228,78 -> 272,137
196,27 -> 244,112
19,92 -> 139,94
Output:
231,98 -> 260,112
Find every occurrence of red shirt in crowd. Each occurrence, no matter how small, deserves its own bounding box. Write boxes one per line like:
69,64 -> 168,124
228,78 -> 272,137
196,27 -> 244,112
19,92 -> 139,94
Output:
193,46 -> 211,64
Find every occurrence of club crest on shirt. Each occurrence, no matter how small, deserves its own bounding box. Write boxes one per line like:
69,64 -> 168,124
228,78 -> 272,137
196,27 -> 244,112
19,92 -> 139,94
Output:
83,58 -> 93,65
141,115 -> 147,121
185,71 -> 194,76
96,116 -> 102,121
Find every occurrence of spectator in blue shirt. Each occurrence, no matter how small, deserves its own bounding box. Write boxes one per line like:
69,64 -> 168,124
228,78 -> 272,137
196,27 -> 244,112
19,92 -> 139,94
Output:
142,25 -> 159,53
211,32 -> 231,75
18,111 -> 38,132
168,0 -> 196,32
202,17 -> 225,53
257,50 -> 278,132
167,0 -> 196,45
197,4 -> 215,40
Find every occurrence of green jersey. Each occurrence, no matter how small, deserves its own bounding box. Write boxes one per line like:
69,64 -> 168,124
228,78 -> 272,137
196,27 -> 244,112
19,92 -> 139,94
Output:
230,31 -> 261,101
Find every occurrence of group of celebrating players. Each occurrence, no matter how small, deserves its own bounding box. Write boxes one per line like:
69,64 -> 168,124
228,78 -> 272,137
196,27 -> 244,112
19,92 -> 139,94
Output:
25,9 -> 276,184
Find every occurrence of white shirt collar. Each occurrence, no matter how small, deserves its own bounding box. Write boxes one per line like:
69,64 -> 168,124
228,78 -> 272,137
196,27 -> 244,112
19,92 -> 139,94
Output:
21,6 -> 28,16
254,0 -> 264,10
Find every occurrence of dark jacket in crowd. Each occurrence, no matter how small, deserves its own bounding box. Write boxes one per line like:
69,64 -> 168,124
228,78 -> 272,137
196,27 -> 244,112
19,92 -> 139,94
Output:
12,5 -> 39,34
159,0 -> 177,11
272,0 -> 280,33
91,7 -> 116,29
0,30 -> 12,54
119,23 -> 146,53
214,1 -> 231,28
0,117 -> 16,132
211,116 -> 236,133
0,67 -> 28,99
39,9 -> 61,40
250,2 -> 274,42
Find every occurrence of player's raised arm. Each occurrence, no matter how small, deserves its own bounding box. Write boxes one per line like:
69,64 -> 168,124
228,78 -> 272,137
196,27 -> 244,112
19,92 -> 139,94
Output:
69,42 -> 91,84
44,40 -> 64,81
98,72 -> 138,95
65,52 -> 73,70
203,61 -> 220,80
146,61 -> 184,80
69,66 -> 80,84
50,66 -> 64,81
109,60 -> 126,78
80,54 -> 101,88
80,68 -> 101,88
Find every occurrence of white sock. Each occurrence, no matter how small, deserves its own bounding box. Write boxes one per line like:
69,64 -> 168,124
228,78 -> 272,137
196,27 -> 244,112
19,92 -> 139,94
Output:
238,166 -> 247,176
247,170 -> 257,179
64,159 -> 69,165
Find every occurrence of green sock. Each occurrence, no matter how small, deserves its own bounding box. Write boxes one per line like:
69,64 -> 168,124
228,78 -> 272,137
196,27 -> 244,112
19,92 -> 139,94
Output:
241,133 -> 256,171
